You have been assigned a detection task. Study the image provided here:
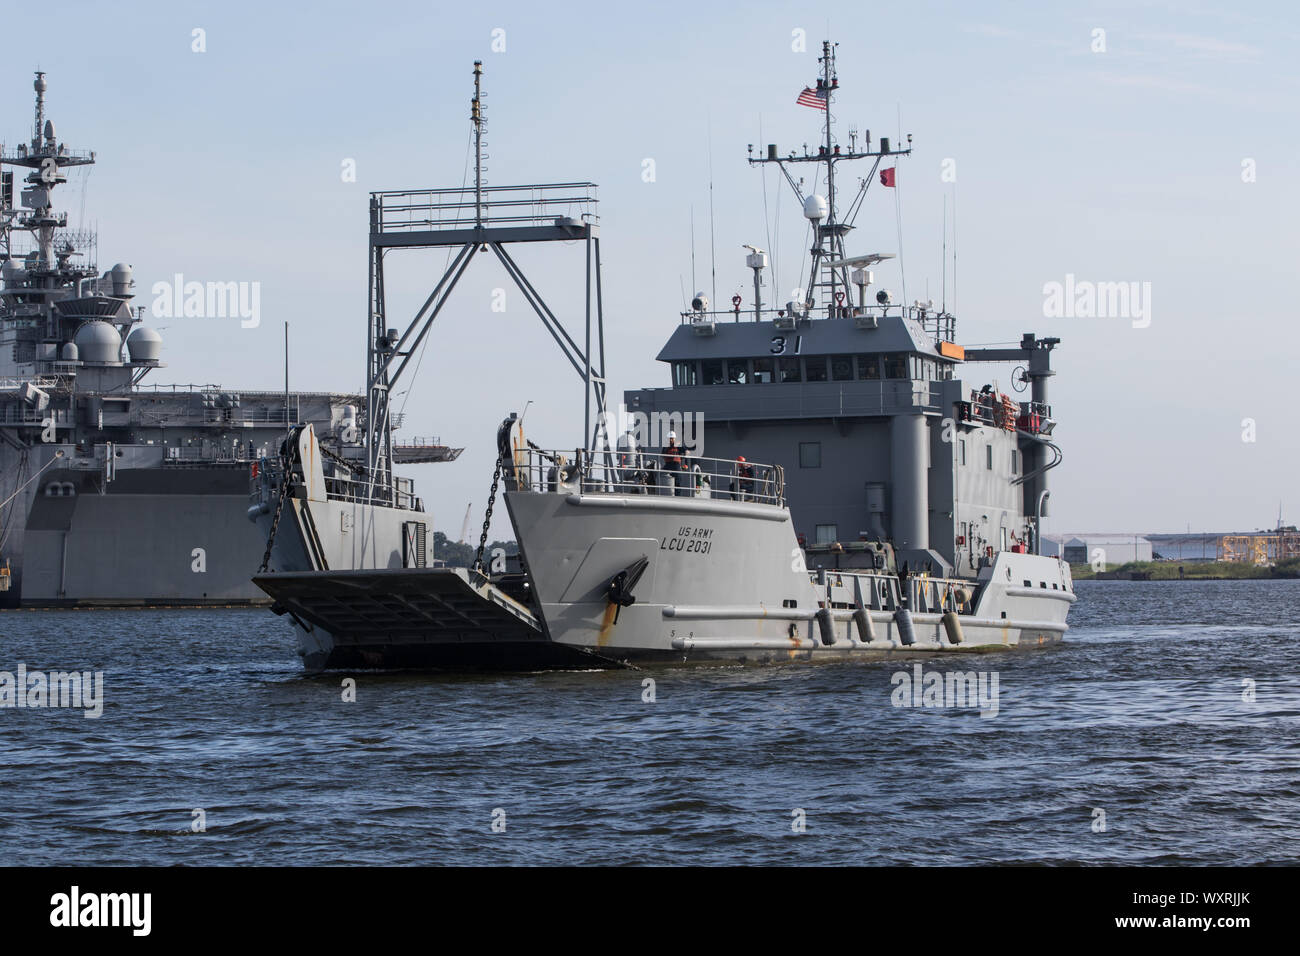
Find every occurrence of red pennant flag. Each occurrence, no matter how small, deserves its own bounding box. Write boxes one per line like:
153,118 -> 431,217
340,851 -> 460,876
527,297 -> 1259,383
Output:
880,167 -> 896,187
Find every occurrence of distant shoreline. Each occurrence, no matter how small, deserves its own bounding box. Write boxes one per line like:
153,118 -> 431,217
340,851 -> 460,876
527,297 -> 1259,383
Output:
1070,560 -> 1300,582
1077,575 -> 1297,582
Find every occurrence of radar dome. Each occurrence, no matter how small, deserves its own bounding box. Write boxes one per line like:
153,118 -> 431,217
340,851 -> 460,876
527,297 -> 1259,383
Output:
61,342 -> 79,362
803,194 -> 828,221
126,326 -> 162,363
73,321 -> 122,364
109,263 -> 134,297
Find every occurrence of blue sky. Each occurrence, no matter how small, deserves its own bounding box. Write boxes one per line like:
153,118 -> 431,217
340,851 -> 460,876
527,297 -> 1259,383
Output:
4,0 -> 1296,538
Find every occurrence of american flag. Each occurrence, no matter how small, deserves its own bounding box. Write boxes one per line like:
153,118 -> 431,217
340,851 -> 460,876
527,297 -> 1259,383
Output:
796,86 -> 828,110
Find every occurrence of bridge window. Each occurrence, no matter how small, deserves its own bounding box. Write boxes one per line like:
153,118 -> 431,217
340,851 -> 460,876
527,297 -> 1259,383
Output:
779,357 -> 802,383
701,359 -> 724,385
799,441 -> 821,468
727,360 -> 749,384
672,362 -> 697,386
856,354 -> 881,379
830,356 -> 853,381
752,357 -> 774,383
805,357 -> 828,382
884,355 -> 908,379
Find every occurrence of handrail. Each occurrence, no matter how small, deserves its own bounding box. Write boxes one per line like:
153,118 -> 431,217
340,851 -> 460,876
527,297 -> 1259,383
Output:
372,182 -> 599,233
394,435 -> 445,448
509,446 -> 787,507
681,301 -> 954,329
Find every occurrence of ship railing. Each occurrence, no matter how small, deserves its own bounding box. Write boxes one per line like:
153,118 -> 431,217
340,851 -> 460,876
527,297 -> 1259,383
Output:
811,568 -> 978,616
958,393 -> 1055,433
679,302 -> 956,333
0,407 -> 71,425
251,459 -> 423,512
372,183 -> 599,233
321,471 -> 422,510
0,375 -> 61,391
166,447 -> 268,464
509,446 -> 787,507
132,384 -> 364,401
959,391 -> 1029,431
222,406 -> 298,425
394,435 -> 443,448
1,146 -> 96,163
0,304 -> 46,319
1015,401 -> 1054,435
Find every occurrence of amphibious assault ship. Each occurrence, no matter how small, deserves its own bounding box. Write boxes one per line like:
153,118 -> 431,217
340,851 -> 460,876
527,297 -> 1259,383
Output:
251,50 -> 1074,669
0,72 -> 459,605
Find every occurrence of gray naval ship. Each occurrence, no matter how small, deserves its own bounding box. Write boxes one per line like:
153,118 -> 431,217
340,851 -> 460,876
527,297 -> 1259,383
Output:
0,72 -> 459,606
251,50 -> 1075,669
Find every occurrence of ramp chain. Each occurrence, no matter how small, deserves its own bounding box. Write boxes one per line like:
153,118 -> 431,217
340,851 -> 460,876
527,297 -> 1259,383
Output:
258,466 -> 293,574
472,454 -> 503,572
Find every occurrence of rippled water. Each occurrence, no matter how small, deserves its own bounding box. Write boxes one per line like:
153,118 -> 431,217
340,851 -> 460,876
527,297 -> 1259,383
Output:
2,579 -> 1298,865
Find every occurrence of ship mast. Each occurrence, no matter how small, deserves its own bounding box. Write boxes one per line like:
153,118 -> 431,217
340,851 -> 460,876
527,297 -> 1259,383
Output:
472,60 -> 484,227
1,73 -> 98,316
748,40 -> 911,318
822,42 -> 837,312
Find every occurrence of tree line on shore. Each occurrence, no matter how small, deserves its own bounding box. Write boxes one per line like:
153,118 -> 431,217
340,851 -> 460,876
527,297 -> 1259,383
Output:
1071,558 -> 1300,580
431,531 -> 518,568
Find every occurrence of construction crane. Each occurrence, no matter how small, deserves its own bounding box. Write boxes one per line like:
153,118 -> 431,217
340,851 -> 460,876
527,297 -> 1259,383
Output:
458,502 -> 473,544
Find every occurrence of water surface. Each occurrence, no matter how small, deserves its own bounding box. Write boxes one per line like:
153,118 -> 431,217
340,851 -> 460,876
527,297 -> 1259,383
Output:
1,579 -> 1297,864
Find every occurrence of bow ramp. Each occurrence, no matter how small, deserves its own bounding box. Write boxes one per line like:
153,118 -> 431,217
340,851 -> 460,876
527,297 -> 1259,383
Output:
250,567 -> 582,670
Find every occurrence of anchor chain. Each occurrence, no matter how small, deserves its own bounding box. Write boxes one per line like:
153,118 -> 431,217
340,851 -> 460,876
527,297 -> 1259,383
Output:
258,459 -> 293,574
472,454 -> 503,572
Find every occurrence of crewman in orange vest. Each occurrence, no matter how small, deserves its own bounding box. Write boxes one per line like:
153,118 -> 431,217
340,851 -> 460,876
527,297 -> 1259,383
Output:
663,431 -> 685,496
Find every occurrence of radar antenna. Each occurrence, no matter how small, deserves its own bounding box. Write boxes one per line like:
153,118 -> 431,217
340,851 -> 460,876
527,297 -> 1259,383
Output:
747,41 -> 912,318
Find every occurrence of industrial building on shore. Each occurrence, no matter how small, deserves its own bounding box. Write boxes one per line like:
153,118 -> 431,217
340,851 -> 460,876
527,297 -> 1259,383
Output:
1044,529 -> 1298,566
1042,535 -> 1153,566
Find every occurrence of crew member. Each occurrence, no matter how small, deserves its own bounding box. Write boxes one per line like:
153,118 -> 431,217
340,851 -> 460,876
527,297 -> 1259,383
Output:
662,431 -> 685,496
735,455 -> 754,501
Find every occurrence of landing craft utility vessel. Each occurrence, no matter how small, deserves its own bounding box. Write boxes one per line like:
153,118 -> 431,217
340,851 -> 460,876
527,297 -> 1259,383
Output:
0,73 -> 459,605
251,50 -> 1074,669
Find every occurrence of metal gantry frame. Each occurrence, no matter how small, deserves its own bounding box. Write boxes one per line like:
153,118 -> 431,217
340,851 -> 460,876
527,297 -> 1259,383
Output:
364,62 -> 607,500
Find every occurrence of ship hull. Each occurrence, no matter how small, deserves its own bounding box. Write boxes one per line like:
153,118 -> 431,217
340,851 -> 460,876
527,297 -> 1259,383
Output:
250,474 -> 1073,670
8,463 -> 272,607
503,489 -> 1074,664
